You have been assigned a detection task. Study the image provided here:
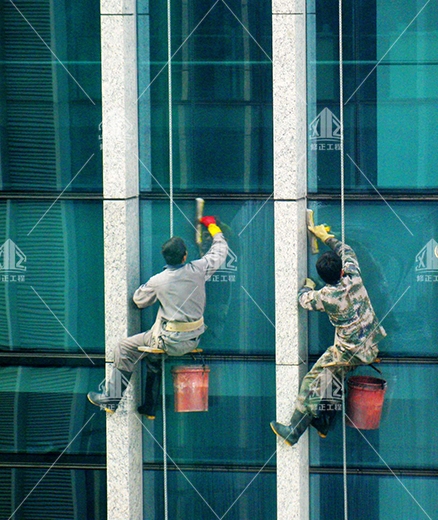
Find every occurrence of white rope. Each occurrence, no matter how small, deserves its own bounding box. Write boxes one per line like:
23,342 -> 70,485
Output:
339,1 -> 348,519
162,356 -> 168,520
163,0 -> 173,516
168,0 -> 174,238
339,0 -> 345,267
341,369 -> 348,520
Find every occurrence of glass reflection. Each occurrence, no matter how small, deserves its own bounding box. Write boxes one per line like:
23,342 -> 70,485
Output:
307,201 -> 438,357
144,469 -> 276,520
0,0 -> 102,192
0,366 -> 105,454
0,467 -> 106,519
142,360 -> 276,465
309,363 -> 438,469
139,199 -> 275,355
0,201 -> 104,352
308,0 -> 438,192
138,0 -> 273,193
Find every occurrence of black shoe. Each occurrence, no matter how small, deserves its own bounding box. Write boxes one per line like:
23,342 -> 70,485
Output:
311,405 -> 339,438
137,404 -> 156,419
139,358 -> 163,419
87,391 -> 120,414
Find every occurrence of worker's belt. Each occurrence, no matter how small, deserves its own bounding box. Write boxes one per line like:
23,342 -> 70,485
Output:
164,316 -> 204,333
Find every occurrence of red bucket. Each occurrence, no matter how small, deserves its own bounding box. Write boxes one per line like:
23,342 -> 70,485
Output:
171,365 -> 210,412
346,375 -> 387,430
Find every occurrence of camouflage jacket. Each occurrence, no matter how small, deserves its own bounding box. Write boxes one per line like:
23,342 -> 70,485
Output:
298,238 -> 386,363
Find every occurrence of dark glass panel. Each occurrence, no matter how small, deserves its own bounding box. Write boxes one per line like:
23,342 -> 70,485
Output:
144,469 -> 276,520
309,363 -> 438,469
308,0 -> 438,192
142,360 -> 275,465
0,467 -> 106,520
139,0 -> 273,193
0,0 -> 102,192
310,473 -> 437,520
0,366 -> 105,455
139,199 -> 274,355
307,200 -> 438,357
0,200 -> 104,353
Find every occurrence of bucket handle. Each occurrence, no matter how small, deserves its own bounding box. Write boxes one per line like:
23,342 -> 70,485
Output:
189,350 -> 207,372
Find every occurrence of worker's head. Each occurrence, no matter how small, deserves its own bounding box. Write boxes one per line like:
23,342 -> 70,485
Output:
316,251 -> 343,284
161,237 -> 187,266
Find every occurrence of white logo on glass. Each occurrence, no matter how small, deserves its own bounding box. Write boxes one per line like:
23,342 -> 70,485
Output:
415,239 -> 438,272
0,239 -> 27,272
309,107 -> 342,142
217,248 -> 237,273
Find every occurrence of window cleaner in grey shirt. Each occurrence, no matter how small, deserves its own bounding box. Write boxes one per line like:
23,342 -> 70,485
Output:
87,216 -> 228,417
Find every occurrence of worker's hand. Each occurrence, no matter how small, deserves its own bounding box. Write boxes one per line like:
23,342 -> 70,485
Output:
308,224 -> 334,243
200,216 -> 222,237
200,216 -> 216,227
303,277 -> 316,290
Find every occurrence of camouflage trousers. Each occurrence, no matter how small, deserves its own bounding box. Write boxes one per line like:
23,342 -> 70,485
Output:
295,345 -> 378,418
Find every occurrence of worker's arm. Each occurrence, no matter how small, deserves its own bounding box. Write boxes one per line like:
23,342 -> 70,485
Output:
298,278 -> 325,311
133,279 -> 158,309
196,216 -> 229,279
325,237 -> 360,275
309,224 -> 360,275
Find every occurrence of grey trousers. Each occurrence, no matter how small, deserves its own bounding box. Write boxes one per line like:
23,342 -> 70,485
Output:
113,328 -> 201,416
113,329 -> 201,374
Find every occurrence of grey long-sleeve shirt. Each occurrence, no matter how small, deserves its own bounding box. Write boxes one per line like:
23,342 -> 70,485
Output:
133,233 -> 228,332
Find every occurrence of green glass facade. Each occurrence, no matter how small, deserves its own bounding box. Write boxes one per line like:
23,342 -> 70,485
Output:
138,1 -> 276,517
308,1 -> 438,518
0,0 -> 105,517
1,0 -> 436,517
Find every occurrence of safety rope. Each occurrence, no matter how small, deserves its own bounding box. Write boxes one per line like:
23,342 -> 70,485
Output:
168,0 -> 174,239
162,356 -> 168,520
163,0 -> 173,516
339,0 -> 348,518
341,368 -> 348,520
339,0 -> 345,267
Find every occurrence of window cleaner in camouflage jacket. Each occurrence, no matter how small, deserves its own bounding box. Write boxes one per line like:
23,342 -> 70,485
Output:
270,223 -> 386,446
87,216 -> 228,416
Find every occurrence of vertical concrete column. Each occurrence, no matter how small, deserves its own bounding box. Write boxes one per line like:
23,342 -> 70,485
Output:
272,1 -> 309,519
101,1 -> 142,518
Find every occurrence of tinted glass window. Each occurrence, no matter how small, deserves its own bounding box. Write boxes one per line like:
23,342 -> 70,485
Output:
0,200 -> 104,353
138,0 -> 273,193
0,0 -> 102,192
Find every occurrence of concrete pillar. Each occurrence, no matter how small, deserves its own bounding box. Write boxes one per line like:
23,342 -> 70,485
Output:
272,0 -> 309,518
101,0 -> 142,518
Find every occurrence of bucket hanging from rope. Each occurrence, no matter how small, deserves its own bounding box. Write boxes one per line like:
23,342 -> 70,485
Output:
346,375 -> 387,430
171,365 -> 210,412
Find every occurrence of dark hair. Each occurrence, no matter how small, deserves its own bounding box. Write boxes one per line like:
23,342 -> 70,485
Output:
316,251 -> 343,284
161,237 -> 187,266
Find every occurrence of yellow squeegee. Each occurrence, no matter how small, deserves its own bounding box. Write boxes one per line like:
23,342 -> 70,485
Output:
306,209 -> 331,255
306,209 -> 319,255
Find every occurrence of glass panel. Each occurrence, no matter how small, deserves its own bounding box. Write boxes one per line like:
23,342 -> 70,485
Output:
0,200 -> 104,353
310,473 -> 437,520
138,0 -> 273,193
139,199 -> 275,354
309,363 -> 438,469
142,360 -> 275,465
144,469 -> 276,519
0,366 -> 106,454
307,200 -> 438,357
0,0 -> 102,192
0,468 -> 106,519
308,0 -> 438,192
